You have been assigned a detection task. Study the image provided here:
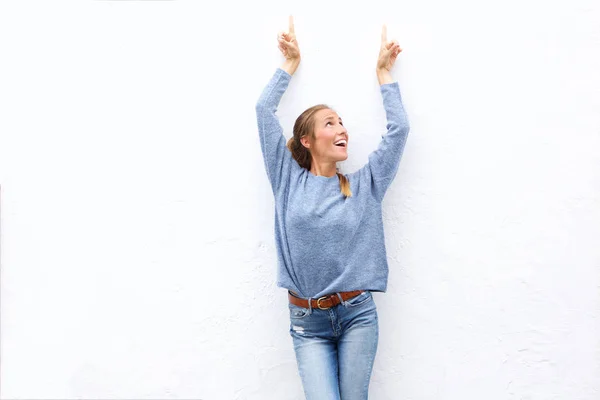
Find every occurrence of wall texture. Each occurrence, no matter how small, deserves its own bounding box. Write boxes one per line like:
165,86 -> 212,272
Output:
1,0 -> 599,399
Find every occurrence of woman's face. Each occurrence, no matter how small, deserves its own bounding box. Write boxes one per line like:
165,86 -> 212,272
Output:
302,108 -> 349,163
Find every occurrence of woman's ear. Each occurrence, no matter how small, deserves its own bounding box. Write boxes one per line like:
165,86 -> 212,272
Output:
300,136 -> 311,149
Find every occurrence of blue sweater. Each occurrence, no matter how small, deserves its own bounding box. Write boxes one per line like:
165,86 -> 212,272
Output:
255,67 -> 410,299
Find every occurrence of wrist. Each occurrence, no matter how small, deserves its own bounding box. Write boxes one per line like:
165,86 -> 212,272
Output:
376,68 -> 393,85
282,58 -> 301,75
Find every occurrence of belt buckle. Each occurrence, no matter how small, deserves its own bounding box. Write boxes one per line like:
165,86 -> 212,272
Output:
316,295 -> 331,310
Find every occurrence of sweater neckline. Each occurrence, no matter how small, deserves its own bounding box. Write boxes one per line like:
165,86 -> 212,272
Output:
308,170 -> 339,180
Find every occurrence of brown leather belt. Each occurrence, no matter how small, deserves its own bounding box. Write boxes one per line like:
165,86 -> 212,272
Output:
288,290 -> 364,310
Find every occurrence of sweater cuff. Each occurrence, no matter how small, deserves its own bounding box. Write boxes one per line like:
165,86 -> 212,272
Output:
277,67 -> 292,79
380,81 -> 399,90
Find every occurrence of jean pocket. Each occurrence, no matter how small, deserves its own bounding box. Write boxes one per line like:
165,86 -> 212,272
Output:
344,291 -> 372,307
289,303 -> 310,319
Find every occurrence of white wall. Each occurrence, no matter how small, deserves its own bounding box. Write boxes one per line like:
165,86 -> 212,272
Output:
1,0 -> 599,399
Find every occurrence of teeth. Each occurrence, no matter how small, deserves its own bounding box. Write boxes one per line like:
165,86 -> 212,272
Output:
334,140 -> 347,146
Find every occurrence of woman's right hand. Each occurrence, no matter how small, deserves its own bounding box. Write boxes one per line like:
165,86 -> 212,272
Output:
376,24 -> 402,85
278,16 -> 301,75
376,24 -> 402,72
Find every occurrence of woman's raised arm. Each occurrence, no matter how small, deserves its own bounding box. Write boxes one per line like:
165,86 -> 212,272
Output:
255,16 -> 302,195
363,24 -> 410,202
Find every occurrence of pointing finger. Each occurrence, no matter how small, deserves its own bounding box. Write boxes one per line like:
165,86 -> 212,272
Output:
289,15 -> 295,34
381,24 -> 387,43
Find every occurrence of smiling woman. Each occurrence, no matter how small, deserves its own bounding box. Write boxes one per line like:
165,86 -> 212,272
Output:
314,112 -> 348,150
254,15 -> 410,400
286,103 -> 353,197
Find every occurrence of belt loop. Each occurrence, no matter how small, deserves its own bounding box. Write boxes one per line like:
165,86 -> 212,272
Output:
336,292 -> 345,307
307,296 -> 313,314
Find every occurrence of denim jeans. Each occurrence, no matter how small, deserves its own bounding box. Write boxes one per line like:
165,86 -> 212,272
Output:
288,290 -> 379,400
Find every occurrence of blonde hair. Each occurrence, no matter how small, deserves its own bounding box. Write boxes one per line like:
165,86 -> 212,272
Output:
286,104 -> 352,198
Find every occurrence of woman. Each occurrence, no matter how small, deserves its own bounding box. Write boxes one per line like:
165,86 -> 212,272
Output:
255,16 -> 409,399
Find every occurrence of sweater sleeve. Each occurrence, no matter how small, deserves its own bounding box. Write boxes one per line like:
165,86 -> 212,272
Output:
255,68 -> 295,195
363,81 -> 410,202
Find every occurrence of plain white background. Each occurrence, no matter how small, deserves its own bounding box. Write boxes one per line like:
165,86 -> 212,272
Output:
1,0 -> 599,398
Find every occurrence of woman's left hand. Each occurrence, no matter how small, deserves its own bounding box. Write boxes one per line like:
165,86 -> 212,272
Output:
376,24 -> 402,71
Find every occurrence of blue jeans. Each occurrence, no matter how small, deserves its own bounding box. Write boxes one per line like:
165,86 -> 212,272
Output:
288,290 -> 379,399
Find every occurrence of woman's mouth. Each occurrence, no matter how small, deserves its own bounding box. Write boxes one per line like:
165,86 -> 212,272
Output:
334,139 -> 347,148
